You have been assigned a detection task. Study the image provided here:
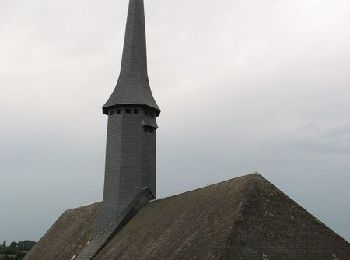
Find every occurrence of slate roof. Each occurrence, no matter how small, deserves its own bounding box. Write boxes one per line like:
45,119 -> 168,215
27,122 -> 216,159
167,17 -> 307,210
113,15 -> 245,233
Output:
24,202 -> 100,260
103,0 -> 160,114
25,174 -> 350,260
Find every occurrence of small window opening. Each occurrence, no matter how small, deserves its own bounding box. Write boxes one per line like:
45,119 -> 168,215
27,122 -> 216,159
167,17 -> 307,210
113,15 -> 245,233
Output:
134,109 -> 139,114
143,126 -> 155,133
117,109 -> 121,114
109,110 -> 115,115
145,111 -> 149,115
126,109 -> 131,114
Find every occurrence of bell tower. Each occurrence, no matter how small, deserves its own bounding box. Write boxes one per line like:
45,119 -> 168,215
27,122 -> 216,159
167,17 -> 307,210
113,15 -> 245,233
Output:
93,0 -> 160,235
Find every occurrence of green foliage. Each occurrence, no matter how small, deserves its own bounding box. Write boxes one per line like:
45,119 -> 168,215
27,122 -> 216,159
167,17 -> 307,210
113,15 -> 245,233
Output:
0,241 -> 35,260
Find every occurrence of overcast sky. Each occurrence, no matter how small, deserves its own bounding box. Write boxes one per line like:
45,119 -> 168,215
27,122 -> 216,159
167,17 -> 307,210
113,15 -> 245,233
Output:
0,0 -> 349,243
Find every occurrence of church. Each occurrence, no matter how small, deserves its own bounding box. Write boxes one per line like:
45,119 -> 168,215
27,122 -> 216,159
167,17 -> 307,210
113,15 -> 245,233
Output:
24,0 -> 350,259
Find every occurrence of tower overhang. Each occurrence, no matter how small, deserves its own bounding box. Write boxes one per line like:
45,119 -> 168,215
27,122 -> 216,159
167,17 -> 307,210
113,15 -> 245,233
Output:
102,104 -> 160,117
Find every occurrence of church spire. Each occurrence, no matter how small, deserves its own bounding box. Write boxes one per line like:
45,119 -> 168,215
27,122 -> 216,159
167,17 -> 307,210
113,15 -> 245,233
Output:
103,0 -> 160,115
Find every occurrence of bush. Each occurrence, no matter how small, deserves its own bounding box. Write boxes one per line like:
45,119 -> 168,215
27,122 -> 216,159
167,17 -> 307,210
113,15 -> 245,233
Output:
0,241 -> 36,260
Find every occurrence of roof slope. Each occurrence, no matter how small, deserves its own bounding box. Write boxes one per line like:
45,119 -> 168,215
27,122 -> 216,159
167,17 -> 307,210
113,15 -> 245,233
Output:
25,174 -> 350,260
24,202 -> 101,260
95,174 -> 350,260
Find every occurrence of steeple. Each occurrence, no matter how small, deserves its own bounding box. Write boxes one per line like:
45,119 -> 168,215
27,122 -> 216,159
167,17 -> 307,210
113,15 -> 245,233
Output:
90,0 -> 160,244
103,0 -> 160,115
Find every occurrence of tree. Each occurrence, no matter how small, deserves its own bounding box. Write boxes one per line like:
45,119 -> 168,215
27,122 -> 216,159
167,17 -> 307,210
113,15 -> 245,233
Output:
0,241 -> 6,254
0,240 -> 36,260
9,241 -> 18,250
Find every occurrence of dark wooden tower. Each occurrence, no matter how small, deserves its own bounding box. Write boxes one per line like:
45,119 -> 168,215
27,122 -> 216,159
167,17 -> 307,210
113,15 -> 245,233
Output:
93,0 -> 160,236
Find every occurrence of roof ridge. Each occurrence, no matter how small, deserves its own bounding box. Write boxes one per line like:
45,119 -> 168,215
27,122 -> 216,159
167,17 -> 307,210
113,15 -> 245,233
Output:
219,175 -> 262,259
152,173 -> 264,202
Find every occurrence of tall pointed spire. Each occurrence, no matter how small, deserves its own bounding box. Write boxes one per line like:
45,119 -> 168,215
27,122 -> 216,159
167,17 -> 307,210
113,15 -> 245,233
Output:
103,0 -> 160,115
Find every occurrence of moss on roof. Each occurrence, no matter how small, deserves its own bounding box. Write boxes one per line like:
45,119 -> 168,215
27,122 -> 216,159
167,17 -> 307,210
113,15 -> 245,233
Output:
24,202 -> 101,260
25,174 -> 350,260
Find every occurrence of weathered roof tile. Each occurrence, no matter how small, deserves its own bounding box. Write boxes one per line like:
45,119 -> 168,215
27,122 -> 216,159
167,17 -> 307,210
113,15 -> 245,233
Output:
25,174 -> 350,260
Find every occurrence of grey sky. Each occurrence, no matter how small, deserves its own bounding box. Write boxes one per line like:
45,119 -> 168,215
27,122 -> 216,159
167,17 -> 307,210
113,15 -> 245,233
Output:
0,0 -> 349,242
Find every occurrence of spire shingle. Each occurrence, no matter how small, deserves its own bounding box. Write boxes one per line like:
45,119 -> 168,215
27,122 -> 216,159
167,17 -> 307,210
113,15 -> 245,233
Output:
103,0 -> 160,114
